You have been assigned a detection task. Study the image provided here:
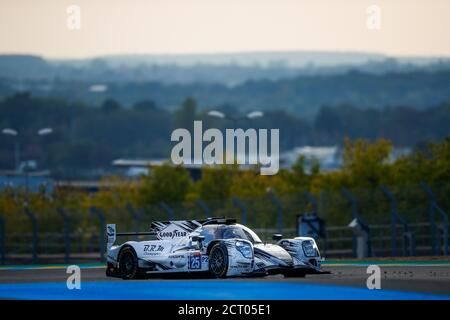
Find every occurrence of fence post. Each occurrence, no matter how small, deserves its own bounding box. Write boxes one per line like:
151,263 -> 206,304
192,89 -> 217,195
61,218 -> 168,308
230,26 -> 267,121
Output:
196,199 -> 210,219
302,191 -> 327,254
58,208 -> 71,264
341,188 -> 358,257
24,206 -> 38,263
421,183 -> 437,255
380,185 -> 399,256
126,204 -> 142,241
341,188 -> 358,220
232,197 -> 247,225
420,182 -> 449,256
381,185 -> 415,257
304,191 -> 318,215
0,214 -> 5,265
267,191 -> 283,233
341,188 -> 373,258
90,206 -> 105,262
159,202 -> 175,220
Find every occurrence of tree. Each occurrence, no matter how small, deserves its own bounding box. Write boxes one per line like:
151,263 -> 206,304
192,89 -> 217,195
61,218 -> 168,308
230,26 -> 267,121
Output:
342,138 -> 392,187
101,99 -> 121,112
196,166 -> 235,201
173,97 -> 197,130
138,164 -> 192,205
132,100 -> 158,112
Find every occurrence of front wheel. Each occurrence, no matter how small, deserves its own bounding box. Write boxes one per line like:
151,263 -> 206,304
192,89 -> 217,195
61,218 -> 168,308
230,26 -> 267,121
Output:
209,243 -> 229,278
118,247 -> 139,280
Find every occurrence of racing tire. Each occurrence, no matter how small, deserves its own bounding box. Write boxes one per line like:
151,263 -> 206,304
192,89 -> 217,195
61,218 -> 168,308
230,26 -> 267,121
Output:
118,246 -> 139,280
106,262 -> 118,278
209,243 -> 229,278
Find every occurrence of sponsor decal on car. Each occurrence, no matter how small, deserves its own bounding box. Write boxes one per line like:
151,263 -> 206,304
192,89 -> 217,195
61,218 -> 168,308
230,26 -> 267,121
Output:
188,254 -> 202,269
157,223 -> 188,239
168,254 -> 187,268
230,261 -> 252,270
144,244 -> 164,251
143,244 -> 165,255
168,254 -> 185,259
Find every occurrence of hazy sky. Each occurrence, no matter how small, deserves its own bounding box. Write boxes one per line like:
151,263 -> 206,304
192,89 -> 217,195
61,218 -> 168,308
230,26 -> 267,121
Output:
1,0 -> 449,59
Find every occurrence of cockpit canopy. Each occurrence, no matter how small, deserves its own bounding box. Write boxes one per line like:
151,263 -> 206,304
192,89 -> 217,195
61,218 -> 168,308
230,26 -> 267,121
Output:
199,224 -> 263,244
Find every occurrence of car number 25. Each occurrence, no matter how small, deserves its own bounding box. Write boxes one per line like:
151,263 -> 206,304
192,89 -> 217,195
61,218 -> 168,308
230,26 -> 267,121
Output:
188,255 -> 202,269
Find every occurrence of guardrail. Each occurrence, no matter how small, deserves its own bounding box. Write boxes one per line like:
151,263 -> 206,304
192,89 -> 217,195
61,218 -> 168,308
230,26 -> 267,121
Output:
381,185 -> 416,256
326,222 -> 437,257
0,184 -> 448,264
0,214 -> 5,265
2,222 -> 444,264
421,183 -> 449,255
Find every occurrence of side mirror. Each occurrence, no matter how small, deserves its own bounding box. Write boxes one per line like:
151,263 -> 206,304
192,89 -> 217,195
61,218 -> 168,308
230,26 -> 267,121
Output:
191,235 -> 205,249
191,235 -> 205,243
272,234 -> 283,241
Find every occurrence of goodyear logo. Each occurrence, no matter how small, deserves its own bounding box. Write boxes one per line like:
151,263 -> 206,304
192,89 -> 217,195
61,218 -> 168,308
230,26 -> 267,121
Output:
157,225 -> 188,239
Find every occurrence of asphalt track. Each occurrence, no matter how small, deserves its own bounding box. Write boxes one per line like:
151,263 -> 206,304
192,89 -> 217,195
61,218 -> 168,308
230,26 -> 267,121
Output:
0,262 -> 449,300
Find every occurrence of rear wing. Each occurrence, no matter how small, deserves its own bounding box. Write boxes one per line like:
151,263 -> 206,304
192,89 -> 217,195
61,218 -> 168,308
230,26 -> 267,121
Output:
106,224 -> 155,249
107,217 -> 237,248
150,217 -> 236,231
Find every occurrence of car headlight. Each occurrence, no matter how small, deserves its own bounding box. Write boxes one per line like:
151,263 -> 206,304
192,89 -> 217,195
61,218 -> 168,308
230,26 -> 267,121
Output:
302,240 -> 317,257
235,240 -> 253,259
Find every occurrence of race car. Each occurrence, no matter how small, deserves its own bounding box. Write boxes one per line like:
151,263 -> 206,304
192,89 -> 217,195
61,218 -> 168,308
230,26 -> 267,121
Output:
105,217 -> 324,279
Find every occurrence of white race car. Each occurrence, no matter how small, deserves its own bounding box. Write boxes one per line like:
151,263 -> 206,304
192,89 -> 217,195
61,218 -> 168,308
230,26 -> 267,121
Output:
105,217 -> 324,279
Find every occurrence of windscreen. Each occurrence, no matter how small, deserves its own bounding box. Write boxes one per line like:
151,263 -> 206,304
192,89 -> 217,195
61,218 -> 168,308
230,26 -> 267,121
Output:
200,224 -> 262,244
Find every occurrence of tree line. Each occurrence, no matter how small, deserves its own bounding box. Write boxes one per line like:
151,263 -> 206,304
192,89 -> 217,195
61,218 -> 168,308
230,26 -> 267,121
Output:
1,69 -> 450,118
1,137 -> 449,237
1,92 -> 450,177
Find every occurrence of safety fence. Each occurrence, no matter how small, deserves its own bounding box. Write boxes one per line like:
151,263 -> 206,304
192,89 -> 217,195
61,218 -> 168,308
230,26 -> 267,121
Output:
0,182 -> 448,264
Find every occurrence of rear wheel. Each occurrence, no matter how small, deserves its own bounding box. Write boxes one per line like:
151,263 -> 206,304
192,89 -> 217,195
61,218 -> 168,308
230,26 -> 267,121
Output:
106,262 -> 118,277
209,243 -> 229,278
118,247 -> 139,280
